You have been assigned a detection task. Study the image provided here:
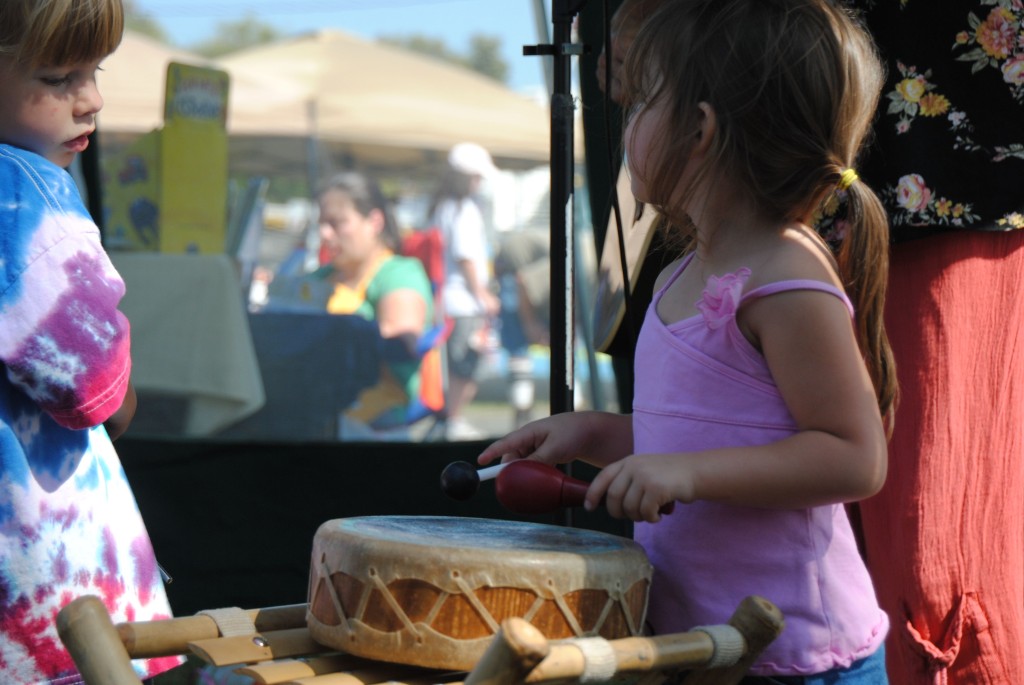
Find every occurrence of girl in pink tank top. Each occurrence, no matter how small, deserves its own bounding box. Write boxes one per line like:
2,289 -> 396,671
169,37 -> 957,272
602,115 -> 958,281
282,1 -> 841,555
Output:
480,2 -> 895,681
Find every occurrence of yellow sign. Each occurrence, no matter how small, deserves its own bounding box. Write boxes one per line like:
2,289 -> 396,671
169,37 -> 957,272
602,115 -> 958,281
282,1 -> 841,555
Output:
164,62 -> 229,126
103,62 -> 231,254
159,62 -> 230,253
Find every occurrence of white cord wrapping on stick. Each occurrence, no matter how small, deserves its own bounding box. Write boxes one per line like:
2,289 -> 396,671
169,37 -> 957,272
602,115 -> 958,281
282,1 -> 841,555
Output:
571,636 -> 619,682
197,607 -> 257,637
691,624 -> 746,669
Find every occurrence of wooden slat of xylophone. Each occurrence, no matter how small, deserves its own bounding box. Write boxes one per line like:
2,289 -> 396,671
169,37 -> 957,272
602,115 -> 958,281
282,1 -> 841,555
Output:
236,654 -> 450,685
119,605 -> 307,658
276,666 -> 463,685
189,627 -> 328,666
680,596 -> 784,685
528,633 -> 715,681
236,654 -> 370,683
463,617 -> 719,685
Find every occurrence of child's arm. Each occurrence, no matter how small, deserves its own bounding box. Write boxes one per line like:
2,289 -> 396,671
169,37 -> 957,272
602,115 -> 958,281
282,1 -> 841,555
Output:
0,154 -> 133,434
103,380 -> 136,441
478,410 -> 634,469
586,288 -> 887,522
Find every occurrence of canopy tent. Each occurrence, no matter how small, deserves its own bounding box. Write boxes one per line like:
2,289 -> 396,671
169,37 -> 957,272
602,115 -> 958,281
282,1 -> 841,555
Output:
96,31 -> 303,134
219,29 -> 554,170
97,31 -> 211,135
96,30 -> 560,177
95,31 -> 307,176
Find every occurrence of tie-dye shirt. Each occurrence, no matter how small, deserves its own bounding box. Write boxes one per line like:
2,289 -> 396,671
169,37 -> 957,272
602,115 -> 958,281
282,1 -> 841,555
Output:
0,145 -> 180,684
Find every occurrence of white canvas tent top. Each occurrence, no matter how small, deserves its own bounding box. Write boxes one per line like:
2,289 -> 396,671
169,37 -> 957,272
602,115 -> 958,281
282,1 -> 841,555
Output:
219,29 -> 553,165
97,30 -> 558,174
96,30 -> 210,135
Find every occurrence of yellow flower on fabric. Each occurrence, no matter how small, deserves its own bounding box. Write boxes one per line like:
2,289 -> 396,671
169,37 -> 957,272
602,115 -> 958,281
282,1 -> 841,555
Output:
935,198 -> 952,217
896,77 -> 927,102
976,7 -> 1016,60
952,204 -> 965,218
919,93 -> 950,116
955,31 -> 970,45
1001,212 -> 1024,229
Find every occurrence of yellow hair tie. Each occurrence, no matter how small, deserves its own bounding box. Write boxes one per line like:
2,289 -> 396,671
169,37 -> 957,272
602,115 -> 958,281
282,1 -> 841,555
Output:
838,168 -> 859,191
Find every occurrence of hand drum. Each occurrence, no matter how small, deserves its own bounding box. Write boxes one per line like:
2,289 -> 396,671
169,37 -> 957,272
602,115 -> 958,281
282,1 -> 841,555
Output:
307,516 -> 652,670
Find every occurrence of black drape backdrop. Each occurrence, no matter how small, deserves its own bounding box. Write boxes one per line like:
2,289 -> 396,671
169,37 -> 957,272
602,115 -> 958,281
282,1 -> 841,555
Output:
119,437 -> 625,614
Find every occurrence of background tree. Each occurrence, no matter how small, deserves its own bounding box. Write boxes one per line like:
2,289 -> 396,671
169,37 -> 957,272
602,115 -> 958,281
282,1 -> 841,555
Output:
118,2 -> 508,85
191,14 -> 283,58
123,0 -> 169,43
466,35 -> 508,84
379,33 -> 508,84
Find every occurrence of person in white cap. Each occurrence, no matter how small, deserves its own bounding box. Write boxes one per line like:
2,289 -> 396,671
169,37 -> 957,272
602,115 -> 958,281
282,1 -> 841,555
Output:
428,142 -> 501,440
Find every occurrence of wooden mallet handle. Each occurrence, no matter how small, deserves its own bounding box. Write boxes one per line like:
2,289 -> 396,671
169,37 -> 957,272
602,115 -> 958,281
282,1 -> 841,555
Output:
495,460 -> 675,516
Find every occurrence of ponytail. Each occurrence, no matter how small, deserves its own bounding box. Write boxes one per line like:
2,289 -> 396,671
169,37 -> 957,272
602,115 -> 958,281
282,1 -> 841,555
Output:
834,174 -> 897,429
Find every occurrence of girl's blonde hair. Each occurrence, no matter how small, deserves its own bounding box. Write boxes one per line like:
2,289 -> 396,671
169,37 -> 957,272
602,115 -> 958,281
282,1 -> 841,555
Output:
0,0 -> 124,68
623,0 -> 896,422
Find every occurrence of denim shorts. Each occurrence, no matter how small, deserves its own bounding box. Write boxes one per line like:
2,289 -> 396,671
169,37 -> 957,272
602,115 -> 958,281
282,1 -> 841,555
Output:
740,645 -> 887,685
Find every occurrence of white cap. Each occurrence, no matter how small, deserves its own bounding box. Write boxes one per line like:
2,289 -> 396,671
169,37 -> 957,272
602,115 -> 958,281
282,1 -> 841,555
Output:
448,142 -> 498,177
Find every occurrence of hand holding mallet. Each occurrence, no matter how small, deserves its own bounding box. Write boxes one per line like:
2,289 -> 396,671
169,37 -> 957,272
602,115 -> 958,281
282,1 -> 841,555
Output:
440,460 -> 675,516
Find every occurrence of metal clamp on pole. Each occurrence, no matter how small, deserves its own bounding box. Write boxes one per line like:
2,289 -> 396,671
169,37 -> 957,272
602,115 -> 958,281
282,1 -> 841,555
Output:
523,43 -> 588,57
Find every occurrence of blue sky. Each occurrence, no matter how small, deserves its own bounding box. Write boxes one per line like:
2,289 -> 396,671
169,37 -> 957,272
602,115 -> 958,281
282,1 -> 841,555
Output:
133,0 -> 552,93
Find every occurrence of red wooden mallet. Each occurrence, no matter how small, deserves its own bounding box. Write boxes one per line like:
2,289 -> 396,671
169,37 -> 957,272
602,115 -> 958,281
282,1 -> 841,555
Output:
440,460 -> 674,516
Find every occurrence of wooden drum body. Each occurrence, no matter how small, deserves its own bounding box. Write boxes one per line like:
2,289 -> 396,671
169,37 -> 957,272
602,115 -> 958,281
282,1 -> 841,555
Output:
307,516 -> 652,670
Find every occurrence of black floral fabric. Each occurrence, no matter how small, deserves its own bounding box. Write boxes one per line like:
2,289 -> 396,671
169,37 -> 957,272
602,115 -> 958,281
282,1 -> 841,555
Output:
839,0 -> 1024,239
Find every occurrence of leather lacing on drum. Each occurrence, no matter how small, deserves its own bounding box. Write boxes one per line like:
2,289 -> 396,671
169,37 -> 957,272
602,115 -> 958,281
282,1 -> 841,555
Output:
369,567 -> 425,638
452,573 -> 503,634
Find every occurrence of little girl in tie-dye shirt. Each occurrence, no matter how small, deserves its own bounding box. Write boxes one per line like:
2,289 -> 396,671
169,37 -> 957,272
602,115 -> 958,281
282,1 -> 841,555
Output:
0,1 -> 179,682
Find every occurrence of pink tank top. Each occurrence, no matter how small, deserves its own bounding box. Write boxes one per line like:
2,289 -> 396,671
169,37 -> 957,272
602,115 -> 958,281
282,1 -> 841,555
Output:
632,254 -> 887,676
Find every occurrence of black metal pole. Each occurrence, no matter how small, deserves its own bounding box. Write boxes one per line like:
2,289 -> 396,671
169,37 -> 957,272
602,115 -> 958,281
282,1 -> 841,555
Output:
549,1 -> 576,419
526,0 -> 587,527
526,0 -> 586,418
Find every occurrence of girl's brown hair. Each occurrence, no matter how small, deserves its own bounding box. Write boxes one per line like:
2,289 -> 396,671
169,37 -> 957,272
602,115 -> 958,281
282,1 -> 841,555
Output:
0,0 -> 124,68
623,0 -> 896,422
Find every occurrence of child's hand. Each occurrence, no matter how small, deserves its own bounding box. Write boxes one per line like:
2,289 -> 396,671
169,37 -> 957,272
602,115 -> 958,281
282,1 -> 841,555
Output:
479,411 -> 633,474
103,381 -> 137,441
477,414 -> 579,468
585,453 -> 694,523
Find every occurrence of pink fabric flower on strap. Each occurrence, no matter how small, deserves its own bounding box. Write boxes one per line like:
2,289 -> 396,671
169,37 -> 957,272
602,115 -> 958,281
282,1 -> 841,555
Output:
696,267 -> 751,329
